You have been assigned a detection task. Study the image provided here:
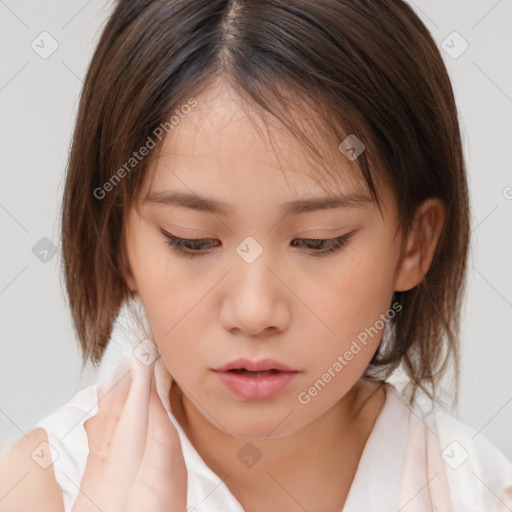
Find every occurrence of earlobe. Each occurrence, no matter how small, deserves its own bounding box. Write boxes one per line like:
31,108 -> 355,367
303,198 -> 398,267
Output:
123,270 -> 137,293
394,198 -> 445,292
120,238 -> 138,293
120,256 -> 137,292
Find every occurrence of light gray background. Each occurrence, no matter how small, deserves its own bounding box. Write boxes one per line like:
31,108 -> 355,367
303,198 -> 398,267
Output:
1,0 -> 511,460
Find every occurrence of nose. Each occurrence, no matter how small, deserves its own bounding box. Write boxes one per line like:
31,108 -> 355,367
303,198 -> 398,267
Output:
218,253 -> 290,338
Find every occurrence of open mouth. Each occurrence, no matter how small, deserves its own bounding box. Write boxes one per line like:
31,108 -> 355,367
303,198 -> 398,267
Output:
227,369 -> 282,375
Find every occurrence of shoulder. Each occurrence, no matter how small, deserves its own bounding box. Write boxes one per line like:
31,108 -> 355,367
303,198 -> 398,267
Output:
427,409 -> 512,477
424,406 -> 512,510
0,385 -> 100,512
0,427 -> 65,512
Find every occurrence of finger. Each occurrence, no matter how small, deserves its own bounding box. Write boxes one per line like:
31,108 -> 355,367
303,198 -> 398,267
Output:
75,369 -> 133,512
85,366 -> 133,458
141,373 -> 186,474
103,360 -> 155,484
129,374 -> 188,511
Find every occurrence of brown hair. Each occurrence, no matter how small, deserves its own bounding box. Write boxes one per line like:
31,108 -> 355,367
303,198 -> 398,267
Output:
61,0 -> 469,405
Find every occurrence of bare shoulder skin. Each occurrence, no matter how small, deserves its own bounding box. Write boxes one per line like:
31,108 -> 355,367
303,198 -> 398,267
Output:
0,427 -> 65,512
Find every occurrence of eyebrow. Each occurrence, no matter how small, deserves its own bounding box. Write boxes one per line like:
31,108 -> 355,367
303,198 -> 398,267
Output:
144,189 -> 373,215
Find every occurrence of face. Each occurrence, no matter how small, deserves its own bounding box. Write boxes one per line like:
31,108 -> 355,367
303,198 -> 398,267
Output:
122,81 -> 409,440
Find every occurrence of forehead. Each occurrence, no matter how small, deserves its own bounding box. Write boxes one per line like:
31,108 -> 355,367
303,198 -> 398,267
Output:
140,81 -> 375,210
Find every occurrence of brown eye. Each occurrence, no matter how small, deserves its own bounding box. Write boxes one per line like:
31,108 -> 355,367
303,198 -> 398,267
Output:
291,231 -> 355,257
162,231 -> 219,257
161,229 -> 355,258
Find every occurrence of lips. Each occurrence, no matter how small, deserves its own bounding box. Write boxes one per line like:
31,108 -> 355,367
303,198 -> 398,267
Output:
212,358 -> 299,373
212,359 -> 299,400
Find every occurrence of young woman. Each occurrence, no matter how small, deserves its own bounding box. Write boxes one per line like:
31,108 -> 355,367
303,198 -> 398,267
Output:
1,1 -> 511,511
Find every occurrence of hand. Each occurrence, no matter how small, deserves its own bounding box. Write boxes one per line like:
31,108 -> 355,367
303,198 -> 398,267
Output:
71,360 -> 188,512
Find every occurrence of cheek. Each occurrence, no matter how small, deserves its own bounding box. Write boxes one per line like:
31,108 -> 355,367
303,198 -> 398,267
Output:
140,294 -> 208,384
128,222 -> 191,302
136,275 -> 208,346
126,229 -> 209,365
306,237 -> 398,358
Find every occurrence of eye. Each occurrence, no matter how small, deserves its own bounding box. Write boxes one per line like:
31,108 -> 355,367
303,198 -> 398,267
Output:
161,231 -> 219,258
290,232 -> 355,256
161,230 -> 355,258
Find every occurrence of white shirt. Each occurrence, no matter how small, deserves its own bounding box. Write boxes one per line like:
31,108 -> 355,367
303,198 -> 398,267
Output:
35,297 -> 512,511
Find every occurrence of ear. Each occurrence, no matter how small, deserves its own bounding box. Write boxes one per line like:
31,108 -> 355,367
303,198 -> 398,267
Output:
394,198 -> 445,292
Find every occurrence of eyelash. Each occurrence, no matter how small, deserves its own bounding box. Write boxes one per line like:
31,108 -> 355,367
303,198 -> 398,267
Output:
161,230 -> 355,258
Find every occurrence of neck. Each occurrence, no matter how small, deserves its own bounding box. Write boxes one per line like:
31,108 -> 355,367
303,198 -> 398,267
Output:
169,379 -> 387,511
